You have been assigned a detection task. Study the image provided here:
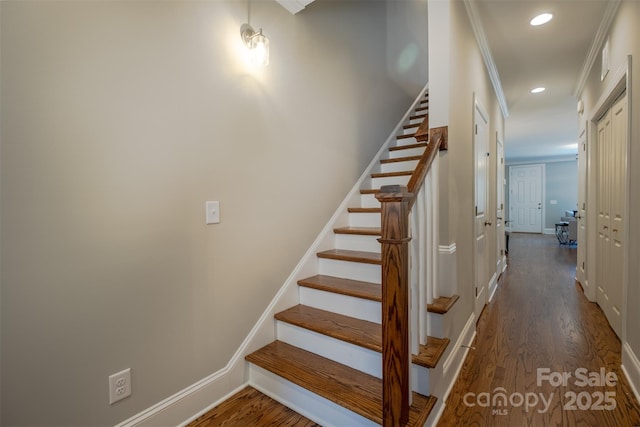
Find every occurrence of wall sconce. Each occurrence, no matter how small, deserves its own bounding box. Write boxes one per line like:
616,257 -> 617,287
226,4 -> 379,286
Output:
241,23 -> 269,67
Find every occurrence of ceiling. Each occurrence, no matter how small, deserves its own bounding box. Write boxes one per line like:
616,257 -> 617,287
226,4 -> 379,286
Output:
470,0 -> 615,161
277,0 -> 616,162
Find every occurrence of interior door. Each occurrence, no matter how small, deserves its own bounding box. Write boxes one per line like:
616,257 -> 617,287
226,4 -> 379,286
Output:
496,137 -> 506,275
474,98 -> 489,321
596,109 -> 611,326
509,165 -> 543,233
596,92 -> 626,338
576,127 -> 587,285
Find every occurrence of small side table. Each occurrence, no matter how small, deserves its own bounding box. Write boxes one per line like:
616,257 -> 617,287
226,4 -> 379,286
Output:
555,222 -> 569,244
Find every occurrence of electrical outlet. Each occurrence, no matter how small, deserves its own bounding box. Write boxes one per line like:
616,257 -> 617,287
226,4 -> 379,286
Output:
109,368 -> 131,404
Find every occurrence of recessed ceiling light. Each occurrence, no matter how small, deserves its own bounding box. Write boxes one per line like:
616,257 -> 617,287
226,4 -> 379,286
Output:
531,87 -> 546,94
530,13 -> 553,26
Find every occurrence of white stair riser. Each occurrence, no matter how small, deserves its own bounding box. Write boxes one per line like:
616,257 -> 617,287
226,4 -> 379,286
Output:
319,258 -> 381,284
275,323 -> 431,396
371,174 -> 411,188
396,136 -> 419,147
412,364 -> 431,396
403,126 -> 419,136
335,233 -> 381,253
410,116 -> 426,125
277,322 -> 382,378
249,365 -> 378,427
388,146 -> 425,159
381,160 -> 419,173
299,286 -> 381,323
349,212 -> 380,228
360,194 -> 380,208
428,312 -> 444,339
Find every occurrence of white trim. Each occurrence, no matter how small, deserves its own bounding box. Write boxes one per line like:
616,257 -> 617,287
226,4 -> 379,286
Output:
574,0 -> 622,97
506,156 -> 577,166
487,272 -> 498,303
543,227 -> 555,235
591,58 -> 630,121
114,84 -> 431,427
438,243 -> 457,297
463,0 -> 509,118
274,0 -> 315,14
622,342 -> 640,405
438,243 -> 456,255
428,313 -> 477,427
589,57 -> 631,343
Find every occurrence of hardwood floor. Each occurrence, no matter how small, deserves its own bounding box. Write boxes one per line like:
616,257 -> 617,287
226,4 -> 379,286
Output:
438,233 -> 640,426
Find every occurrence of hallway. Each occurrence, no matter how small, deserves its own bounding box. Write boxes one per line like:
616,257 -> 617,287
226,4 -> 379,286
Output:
438,233 -> 640,426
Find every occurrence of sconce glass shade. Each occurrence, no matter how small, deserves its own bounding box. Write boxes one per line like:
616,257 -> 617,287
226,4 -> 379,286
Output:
241,24 -> 269,67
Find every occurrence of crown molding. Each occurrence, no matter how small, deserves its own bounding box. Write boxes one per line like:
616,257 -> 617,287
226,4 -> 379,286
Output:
463,0 -> 509,118
574,0 -> 622,97
275,0 -> 315,14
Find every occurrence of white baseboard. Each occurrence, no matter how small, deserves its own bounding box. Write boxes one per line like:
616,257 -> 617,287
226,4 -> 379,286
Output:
622,342 -> 640,405
543,227 -> 555,235
428,312 -> 476,427
487,272 -> 498,303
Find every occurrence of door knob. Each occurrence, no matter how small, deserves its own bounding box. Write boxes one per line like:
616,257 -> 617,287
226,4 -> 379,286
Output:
484,221 -> 492,226
497,217 -> 503,220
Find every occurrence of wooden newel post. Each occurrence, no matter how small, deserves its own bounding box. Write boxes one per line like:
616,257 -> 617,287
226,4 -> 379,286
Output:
376,184 -> 413,427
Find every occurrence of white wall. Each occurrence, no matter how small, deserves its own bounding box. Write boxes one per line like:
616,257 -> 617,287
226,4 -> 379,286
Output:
578,0 -> 640,389
0,1 -> 428,425
429,0 -> 505,352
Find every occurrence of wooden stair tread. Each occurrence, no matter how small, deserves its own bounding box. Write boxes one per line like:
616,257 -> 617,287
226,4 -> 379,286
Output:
427,294 -> 460,314
348,207 -> 381,214
275,305 -> 382,352
360,188 -> 381,195
297,275 -> 381,301
409,113 -> 427,121
381,155 -> 422,164
185,386 -> 319,427
317,249 -> 381,265
412,336 -> 450,369
403,123 -> 420,130
246,341 -> 436,426
415,106 -> 428,112
389,142 -> 428,152
333,226 -> 381,236
371,170 -> 414,178
397,133 -> 416,140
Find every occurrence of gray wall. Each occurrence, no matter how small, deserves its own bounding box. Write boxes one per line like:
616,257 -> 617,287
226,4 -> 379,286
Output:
0,1 -> 429,425
545,160 -> 578,228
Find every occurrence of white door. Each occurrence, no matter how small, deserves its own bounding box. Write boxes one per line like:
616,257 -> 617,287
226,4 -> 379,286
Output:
596,92 -> 627,337
576,127 -> 587,285
474,97 -> 489,321
509,165 -> 543,233
496,137 -> 506,275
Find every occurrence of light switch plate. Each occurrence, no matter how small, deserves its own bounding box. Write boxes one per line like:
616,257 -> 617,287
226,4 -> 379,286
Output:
205,201 -> 220,224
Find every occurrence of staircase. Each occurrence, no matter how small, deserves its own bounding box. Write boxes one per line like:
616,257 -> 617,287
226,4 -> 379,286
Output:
190,89 -> 460,426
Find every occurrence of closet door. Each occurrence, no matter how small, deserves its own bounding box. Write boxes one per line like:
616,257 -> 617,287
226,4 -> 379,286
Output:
596,111 -> 612,327
595,92 -> 627,338
607,93 -> 627,337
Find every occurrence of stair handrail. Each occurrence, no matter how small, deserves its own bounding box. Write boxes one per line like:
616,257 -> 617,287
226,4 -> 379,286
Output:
376,125 -> 448,426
